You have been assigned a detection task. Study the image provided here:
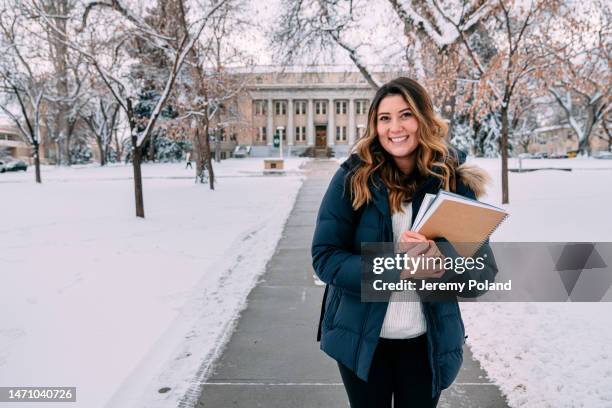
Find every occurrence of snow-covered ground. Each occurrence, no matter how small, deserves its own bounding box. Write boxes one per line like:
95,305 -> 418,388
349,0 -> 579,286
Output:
0,158 -> 307,408
461,157 -> 612,407
1,156 -> 612,407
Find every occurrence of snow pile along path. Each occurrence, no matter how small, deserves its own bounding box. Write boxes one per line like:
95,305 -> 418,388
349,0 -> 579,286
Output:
0,158 -> 307,408
461,157 -> 612,408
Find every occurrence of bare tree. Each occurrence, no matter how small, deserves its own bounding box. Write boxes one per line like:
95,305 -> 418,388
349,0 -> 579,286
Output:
437,0 -> 557,203
510,95 -> 541,153
30,0 -> 229,217
543,0 -> 611,155
0,4 -> 48,182
82,94 -> 120,166
170,0 -> 251,189
272,0 -> 382,89
40,0 -> 77,165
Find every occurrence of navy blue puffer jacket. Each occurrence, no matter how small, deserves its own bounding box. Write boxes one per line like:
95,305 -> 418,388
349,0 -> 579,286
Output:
311,152 -> 498,398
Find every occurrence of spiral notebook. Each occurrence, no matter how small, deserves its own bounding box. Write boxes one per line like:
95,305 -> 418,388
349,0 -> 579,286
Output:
411,191 -> 509,257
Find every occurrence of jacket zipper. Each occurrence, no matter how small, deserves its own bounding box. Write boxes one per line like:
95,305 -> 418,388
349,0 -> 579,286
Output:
354,213 -> 386,372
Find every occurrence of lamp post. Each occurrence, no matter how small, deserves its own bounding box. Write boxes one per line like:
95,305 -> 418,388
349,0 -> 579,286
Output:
277,126 -> 284,160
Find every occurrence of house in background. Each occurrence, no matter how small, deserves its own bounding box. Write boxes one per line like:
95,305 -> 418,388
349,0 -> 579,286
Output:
514,123 -> 610,156
0,119 -> 30,161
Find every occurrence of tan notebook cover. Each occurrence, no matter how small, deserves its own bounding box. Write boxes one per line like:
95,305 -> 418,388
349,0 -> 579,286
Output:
415,197 -> 508,257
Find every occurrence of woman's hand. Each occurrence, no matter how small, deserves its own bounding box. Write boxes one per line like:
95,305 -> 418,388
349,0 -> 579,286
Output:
399,231 -> 429,256
398,231 -> 445,280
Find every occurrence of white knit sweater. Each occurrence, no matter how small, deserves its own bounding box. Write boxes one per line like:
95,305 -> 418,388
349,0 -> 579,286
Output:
379,201 -> 428,339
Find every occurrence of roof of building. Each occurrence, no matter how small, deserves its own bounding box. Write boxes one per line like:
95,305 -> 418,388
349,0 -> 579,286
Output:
228,64 -> 404,74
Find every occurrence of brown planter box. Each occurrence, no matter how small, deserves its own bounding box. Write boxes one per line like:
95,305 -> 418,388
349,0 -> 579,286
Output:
264,159 -> 284,170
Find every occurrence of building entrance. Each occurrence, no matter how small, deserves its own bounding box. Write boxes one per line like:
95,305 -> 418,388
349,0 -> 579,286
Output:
315,125 -> 327,147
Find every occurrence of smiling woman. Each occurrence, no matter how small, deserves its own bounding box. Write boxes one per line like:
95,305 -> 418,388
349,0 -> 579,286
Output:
311,77 -> 497,408
376,95 -> 420,173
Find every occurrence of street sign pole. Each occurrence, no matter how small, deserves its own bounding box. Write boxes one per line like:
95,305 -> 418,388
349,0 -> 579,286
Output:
276,126 -> 285,160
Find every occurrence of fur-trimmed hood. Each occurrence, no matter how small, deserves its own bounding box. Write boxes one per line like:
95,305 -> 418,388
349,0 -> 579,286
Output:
456,162 -> 490,198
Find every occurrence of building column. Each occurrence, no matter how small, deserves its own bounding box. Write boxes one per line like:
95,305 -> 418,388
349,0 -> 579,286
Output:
287,99 -> 294,146
307,99 -> 314,146
266,98 -> 273,146
348,98 -> 356,146
327,98 -> 335,147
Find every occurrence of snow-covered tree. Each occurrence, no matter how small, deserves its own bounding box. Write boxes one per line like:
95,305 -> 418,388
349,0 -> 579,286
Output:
38,0 -> 85,165
82,92 -> 120,166
272,0 -> 384,89
441,0 -> 558,203
450,116 -> 476,154
165,0 -> 251,189
542,0 -> 611,155
0,3 -> 49,183
30,0 -> 230,217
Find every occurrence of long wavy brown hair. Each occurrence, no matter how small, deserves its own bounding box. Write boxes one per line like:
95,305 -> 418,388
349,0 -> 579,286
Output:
350,77 -> 457,213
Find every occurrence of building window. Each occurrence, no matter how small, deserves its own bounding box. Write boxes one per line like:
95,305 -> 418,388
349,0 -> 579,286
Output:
257,126 -> 267,142
295,126 -> 306,142
254,100 -> 267,116
315,101 -> 327,115
295,101 -> 306,115
275,101 -> 286,115
336,101 -> 347,115
336,126 -> 347,142
356,100 -> 368,115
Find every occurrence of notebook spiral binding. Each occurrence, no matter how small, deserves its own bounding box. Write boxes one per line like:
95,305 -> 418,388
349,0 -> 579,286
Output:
470,212 -> 510,256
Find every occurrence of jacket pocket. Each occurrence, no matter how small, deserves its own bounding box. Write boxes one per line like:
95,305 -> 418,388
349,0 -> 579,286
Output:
324,288 -> 342,328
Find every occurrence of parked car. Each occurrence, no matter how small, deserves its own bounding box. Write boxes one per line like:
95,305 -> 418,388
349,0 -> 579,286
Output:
518,152 -> 549,159
593,151 -> 612,160
549,153 -> 569,159
233,145 -> 251,158
0,160 -> 28,172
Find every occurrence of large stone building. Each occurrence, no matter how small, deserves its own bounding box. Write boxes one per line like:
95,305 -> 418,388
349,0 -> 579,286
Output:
216,67 -> 398,157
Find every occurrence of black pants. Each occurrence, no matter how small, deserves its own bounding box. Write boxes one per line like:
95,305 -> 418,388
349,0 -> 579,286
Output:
338,335 -> 440,408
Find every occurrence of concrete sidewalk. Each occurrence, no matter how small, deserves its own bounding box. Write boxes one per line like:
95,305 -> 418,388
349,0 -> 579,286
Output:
196,159 -> 509,408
